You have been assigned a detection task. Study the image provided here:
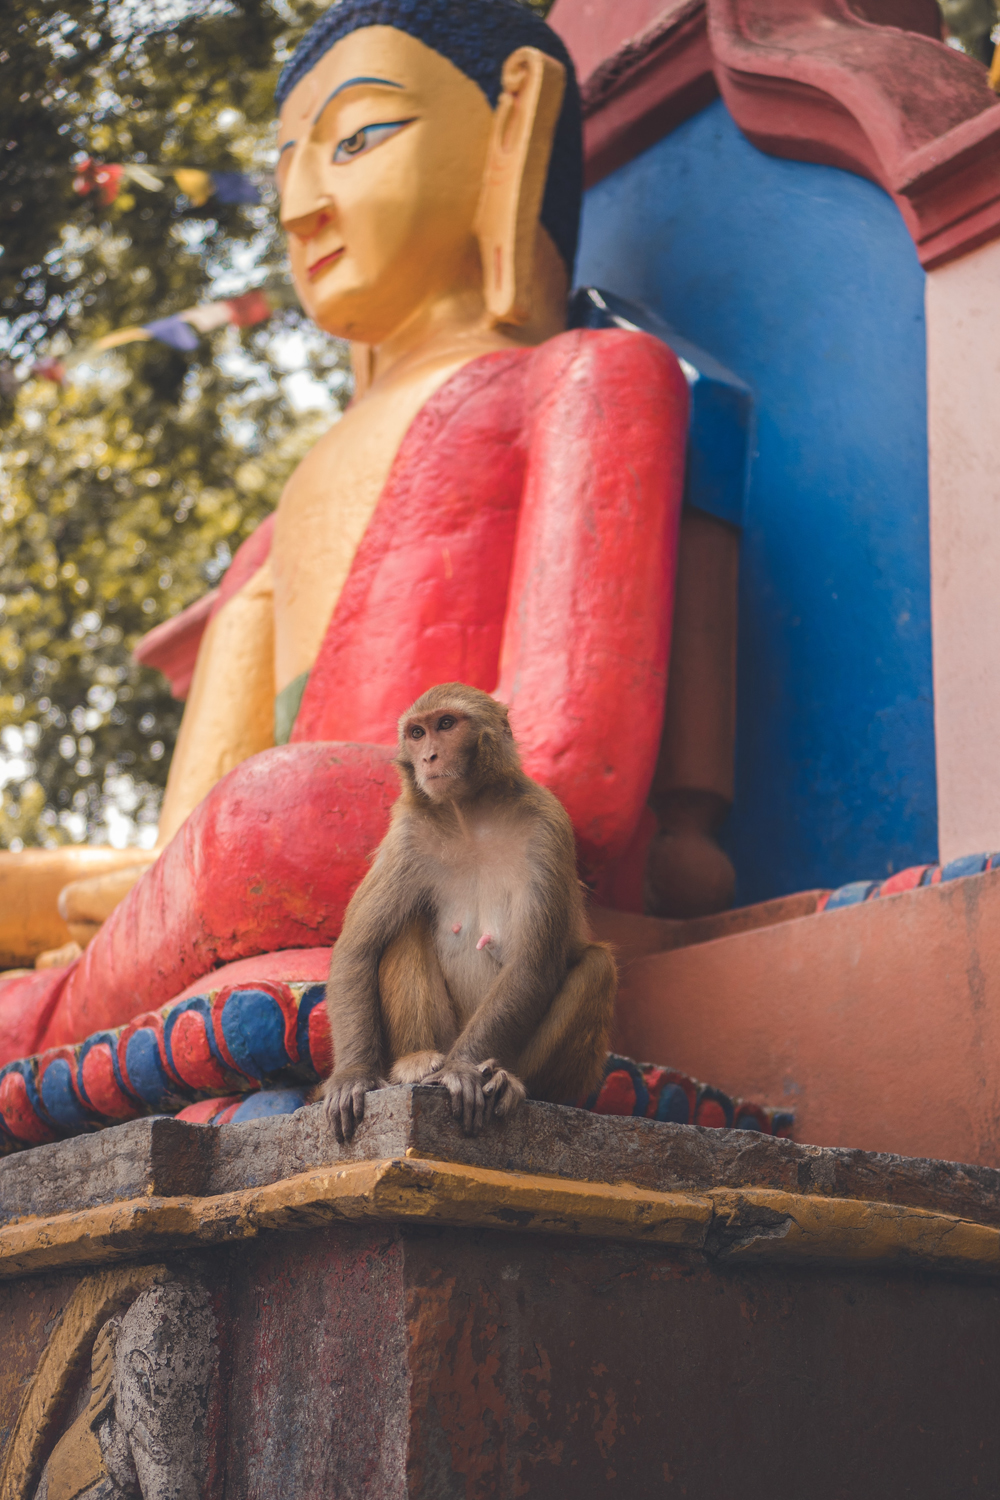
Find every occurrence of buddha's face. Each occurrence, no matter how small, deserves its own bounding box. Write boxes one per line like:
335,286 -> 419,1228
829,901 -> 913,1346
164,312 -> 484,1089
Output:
277,27 -> 496,344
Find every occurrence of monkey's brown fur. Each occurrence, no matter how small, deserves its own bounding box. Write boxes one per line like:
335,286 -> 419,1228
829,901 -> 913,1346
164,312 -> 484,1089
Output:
320,682 -> 617,1142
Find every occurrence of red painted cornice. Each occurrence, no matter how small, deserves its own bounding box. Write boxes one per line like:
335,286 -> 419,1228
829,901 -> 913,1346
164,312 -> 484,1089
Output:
578,0 -> 719,185
552,0 -> 1000,267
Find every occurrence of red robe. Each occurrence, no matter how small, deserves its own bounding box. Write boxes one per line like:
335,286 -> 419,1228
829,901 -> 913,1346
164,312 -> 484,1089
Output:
0,328 -> 687,1061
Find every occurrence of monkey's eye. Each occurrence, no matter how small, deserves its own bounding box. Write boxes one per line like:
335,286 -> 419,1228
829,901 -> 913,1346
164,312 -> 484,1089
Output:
437,715 -> 456,730
408,725 -> 425,739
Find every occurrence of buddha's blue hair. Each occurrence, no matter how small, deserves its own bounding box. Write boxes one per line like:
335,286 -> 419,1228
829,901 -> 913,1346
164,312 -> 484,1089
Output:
275,0 -> 582,274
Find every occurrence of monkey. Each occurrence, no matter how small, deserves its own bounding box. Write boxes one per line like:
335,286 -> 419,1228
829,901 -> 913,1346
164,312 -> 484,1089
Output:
319,682 -> 617,1144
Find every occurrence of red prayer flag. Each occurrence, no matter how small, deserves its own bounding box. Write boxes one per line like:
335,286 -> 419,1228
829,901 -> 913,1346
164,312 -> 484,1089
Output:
96,165 -> 124,205
72,159 -> 124,205
225,290 -> 272,328
32,357 -> 67,385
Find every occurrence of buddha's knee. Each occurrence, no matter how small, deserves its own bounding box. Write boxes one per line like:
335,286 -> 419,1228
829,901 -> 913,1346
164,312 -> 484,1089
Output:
0,846 -> 159,972
56,858 -> 158,948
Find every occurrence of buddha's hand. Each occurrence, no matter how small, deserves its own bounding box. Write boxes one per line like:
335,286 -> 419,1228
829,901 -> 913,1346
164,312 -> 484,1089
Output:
424,1057 -> 526,1136
321,1068 -> 383,1145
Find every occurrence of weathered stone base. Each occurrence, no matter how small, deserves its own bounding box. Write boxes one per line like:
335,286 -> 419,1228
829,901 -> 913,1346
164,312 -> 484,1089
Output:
2,1089 -> 999,1498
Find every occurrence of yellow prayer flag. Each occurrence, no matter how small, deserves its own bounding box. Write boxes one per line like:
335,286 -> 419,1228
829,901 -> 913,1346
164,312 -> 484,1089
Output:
93,328 -> 153,351
173,169 -> 214,207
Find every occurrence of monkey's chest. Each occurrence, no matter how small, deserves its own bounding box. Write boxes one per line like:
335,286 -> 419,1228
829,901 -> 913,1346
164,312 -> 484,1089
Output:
432,865 -> 519,1017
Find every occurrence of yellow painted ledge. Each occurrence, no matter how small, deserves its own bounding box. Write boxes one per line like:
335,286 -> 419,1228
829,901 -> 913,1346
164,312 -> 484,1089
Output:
0,1157 -> 996,1280
707,1187 -> 1000,1275
0,1159 -> 709,1279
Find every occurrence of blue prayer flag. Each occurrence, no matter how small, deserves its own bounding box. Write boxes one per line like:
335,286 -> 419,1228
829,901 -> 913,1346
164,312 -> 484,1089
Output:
143,316 -> 200,352
210,172 -> 260,205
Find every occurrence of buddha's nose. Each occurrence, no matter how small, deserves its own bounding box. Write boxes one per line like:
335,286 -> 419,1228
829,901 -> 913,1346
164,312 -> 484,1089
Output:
280,147 -> 335,235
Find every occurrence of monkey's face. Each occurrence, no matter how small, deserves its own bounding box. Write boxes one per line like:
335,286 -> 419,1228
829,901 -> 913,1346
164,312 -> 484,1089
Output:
402,709 -> 475,801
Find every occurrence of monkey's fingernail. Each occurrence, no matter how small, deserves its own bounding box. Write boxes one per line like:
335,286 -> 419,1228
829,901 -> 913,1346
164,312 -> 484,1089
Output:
476,932 -> 492,951
452,923 -> 462,934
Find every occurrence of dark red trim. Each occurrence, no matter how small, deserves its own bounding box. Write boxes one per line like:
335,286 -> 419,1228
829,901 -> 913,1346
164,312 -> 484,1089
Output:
553,0 -> 1000,267
580,0 -> 718,186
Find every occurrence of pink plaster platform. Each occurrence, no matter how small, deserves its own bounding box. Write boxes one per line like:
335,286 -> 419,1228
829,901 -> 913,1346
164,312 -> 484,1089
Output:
598,869 -> 1000,1167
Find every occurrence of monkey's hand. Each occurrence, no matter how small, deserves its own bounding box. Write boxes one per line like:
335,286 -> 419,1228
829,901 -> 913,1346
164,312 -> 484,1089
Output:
481,1060 -> 527,1119
424,1058 -> 526,1135
424,1058 -> 494,1136
321,1069 -> 382,1145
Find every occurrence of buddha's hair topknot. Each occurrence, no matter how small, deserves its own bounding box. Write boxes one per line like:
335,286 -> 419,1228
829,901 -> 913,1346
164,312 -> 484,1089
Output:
274,0 -> 582,273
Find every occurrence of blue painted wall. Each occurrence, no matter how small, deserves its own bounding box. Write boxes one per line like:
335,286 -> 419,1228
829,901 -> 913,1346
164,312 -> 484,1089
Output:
575,99 -> 937,903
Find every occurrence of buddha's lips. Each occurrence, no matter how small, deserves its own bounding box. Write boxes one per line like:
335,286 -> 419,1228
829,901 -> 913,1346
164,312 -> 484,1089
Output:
307,247 -> 344,280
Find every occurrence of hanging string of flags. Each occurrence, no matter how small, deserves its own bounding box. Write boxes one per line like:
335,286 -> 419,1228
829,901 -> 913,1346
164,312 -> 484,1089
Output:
31,288 -> 281,385
73,158 -> 261,208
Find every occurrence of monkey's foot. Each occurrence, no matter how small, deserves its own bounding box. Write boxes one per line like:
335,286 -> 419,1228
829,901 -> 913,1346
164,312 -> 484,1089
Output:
389,1050 -> 446,1085
479,1059 -> 528,1119
321,1070 -> 385,1145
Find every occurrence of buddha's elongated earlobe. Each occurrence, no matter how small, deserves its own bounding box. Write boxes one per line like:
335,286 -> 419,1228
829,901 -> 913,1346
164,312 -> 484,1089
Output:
475,47 -> 565,327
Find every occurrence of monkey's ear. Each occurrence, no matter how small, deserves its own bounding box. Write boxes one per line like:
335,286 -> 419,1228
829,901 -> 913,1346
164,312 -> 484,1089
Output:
474,725 -> 502,778
474,47 -> 565,328
488,696 -> 515,739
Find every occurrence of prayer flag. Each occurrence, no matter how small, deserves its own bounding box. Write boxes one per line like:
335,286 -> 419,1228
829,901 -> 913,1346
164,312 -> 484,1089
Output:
143,316 -> 201,351
72,160 -> 260,210
208,171 -> 260,205
172,169 -> 214,207
72,159 -> 123,205
32,358 -> 67,384
123,164 -> 165,192
182,303 -> 235,334
225,290 -> 272,327
28,286 -> 276,391
93,328 -> 152,352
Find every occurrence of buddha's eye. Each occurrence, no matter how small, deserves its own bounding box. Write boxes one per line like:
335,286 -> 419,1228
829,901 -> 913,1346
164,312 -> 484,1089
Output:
332,118 -> 415,165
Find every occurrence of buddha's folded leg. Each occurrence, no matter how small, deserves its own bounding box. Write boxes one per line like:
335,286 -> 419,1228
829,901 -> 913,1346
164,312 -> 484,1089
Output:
0,967 -> 72,1068
35,742 -> 398,1051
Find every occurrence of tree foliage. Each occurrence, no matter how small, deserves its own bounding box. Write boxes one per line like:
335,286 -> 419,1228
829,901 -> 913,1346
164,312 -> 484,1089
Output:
0,0 -> 347,849
939,0 -> 999,65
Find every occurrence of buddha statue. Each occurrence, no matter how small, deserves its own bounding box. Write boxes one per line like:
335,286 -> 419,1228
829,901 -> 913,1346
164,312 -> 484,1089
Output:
0,0 -> 693,1060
